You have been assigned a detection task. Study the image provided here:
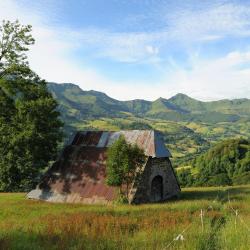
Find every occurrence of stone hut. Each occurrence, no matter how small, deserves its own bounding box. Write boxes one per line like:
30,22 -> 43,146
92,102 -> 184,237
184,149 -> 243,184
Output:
27,130 -> 180,204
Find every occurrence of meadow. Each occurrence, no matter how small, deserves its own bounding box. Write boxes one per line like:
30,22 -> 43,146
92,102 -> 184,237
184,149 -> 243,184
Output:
0,185 -> 249,250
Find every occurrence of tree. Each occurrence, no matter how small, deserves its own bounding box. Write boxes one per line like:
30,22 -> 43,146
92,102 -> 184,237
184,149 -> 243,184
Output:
0,20 -> 63,191
0,20 -> 34,78
177,168 -> 194,187
194,138 -> 250,187
106,136 -> 146,201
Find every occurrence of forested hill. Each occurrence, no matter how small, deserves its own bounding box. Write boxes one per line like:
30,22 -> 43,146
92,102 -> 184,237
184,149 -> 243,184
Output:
48,82 -> 250,124
195,138 -> 250,185
178,139 -> 250,187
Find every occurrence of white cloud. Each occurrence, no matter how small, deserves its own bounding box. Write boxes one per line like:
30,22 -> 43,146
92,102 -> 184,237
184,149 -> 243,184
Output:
0,0 -> 250,101
164,2 -> 250,40
56,2 -> 250,63
71,29 -> 161,63
0,1 -> 114,91
165,51 -> 250,100
145,45 -> 159,55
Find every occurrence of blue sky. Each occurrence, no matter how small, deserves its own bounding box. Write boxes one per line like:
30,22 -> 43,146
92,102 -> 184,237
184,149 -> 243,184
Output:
1,0 -> 250,100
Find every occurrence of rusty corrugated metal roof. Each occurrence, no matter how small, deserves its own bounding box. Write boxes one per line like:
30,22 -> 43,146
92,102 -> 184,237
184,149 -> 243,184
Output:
35,147 -> 117,203
71,130 -> 171,158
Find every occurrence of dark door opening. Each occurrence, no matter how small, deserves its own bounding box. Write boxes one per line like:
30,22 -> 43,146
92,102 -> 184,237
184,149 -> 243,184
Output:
150,175 -> 163,202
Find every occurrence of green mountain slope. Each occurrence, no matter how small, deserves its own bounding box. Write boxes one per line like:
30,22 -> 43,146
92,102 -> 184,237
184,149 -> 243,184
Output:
168,93 -> 206,112
169,93 -> 250,118
195,138 -> 250,186
48,82 -> 250,124
48,83 -> 129,121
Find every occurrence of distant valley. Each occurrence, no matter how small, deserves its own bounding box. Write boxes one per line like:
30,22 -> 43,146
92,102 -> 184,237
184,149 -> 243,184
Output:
48,82 -> 250,167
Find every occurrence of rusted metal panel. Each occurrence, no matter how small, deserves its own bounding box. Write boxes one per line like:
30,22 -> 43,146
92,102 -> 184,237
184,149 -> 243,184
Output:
32,147 -> 117,203
28,130 -> 172,204
106,132 -> 121,147
71,130 -> 171,158
97,131 -> 109,147
154,131 -> 172,157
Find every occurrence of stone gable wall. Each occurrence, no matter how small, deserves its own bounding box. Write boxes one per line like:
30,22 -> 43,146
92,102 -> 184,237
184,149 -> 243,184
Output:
131,157 -> 180,204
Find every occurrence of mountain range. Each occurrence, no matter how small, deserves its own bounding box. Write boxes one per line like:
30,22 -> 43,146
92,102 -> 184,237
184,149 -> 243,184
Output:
47,82 -> 250,167
48,82 -> 250,124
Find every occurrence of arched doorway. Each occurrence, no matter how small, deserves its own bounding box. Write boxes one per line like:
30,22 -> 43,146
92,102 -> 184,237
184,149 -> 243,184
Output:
150,175 -> 163,202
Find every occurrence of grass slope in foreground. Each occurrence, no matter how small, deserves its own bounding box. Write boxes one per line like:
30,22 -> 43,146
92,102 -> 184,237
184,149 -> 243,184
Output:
0,185 -> 250,250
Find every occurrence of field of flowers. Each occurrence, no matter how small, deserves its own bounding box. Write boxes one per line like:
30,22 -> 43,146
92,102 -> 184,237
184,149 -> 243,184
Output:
0,185 -> 249,250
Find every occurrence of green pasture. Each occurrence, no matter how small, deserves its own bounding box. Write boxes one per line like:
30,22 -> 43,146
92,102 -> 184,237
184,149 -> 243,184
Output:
0,185 -> 249,249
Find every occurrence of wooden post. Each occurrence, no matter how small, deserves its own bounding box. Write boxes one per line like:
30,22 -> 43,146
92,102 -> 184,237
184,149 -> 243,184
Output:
235,210 -> 238,230
200,209 -> 204,233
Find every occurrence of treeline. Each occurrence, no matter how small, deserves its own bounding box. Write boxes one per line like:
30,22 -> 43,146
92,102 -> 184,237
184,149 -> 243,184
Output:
177,138 -> 250,187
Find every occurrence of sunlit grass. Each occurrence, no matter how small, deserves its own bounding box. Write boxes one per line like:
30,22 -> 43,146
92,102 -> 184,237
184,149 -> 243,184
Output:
0,185 -> 249,249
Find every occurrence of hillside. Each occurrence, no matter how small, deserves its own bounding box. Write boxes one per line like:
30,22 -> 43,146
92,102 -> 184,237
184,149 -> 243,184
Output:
48,82 -> 250,123
48,82 -> 250,167
195,138 -> 250,185
177,139 -> 250,187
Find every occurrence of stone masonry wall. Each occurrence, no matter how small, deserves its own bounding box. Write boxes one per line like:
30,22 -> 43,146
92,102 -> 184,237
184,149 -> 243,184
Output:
131,157 -> 180,204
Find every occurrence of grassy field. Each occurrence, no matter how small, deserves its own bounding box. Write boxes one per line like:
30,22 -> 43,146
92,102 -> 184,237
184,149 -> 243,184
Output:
0,185 -> 250,250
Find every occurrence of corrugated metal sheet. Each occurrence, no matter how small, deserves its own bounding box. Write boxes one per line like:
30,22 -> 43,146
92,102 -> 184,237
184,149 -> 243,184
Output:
31,147 -> 117,203
27,130 -> 171,204
71,130 -> 171,158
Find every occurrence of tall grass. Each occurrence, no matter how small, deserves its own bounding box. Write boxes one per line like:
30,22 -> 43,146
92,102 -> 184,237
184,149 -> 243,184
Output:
0,185 -> 249,249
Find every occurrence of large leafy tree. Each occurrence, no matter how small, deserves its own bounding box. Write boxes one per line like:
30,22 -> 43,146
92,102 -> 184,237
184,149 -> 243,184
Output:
194,138 -> 250,187
0,20 -> 63,191
106,136 -> 146,201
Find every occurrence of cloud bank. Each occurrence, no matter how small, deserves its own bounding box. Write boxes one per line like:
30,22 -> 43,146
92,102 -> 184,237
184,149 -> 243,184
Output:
0,0 -> 250,101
